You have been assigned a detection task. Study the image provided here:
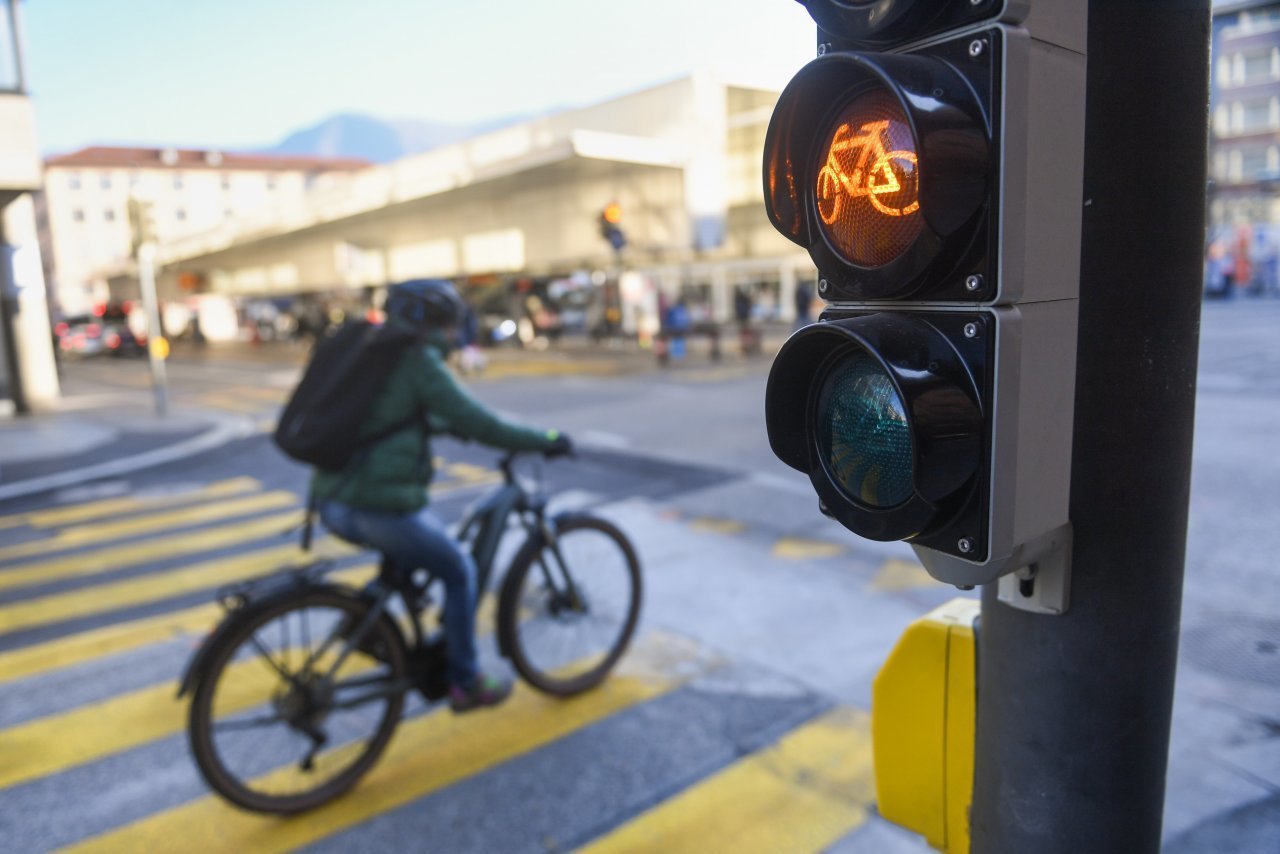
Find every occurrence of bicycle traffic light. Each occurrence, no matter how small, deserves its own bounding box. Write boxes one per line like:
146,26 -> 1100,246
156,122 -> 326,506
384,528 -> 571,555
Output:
764,1 -> 1086,601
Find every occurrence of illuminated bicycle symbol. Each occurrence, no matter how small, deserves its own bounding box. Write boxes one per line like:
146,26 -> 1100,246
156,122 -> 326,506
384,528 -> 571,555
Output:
816,119 -> 921,223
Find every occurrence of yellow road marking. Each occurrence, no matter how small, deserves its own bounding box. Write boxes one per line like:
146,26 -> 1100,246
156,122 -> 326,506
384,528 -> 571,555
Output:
444,461 -> 498,483
0,593 -> 378,792
0,602 -> 221,686
688,517 -> 747,535
869,558 -> 935,592
479,359 -> 622,380
0,510 -> 306,594
66,633 -> 705,854
0,540 -> 360,635
0,477 -> 261,531
581,708 -> 874,854
0,492 -> 300,564
0,564 -> 387,686
772,537 -> 847,560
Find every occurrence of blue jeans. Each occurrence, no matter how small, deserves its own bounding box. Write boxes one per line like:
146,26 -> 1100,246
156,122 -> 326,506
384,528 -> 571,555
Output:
318,501 -> 479,686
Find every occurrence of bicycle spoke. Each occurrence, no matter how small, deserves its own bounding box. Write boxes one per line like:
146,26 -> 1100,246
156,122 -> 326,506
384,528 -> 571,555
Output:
247,632 -> 298,684
506,520 -> 639,695
191,593 -> 406,813
212,712 -> 287,732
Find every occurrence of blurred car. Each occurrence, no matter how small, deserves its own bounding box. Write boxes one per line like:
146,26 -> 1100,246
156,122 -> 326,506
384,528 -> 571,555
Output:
55,308 -> 147,359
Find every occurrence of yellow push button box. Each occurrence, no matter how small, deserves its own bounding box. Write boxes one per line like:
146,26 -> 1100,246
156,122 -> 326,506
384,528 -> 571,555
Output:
872,597 -> 979,853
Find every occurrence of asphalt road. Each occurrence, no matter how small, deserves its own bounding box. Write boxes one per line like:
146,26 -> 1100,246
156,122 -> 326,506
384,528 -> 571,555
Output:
2,300 -> 1279,851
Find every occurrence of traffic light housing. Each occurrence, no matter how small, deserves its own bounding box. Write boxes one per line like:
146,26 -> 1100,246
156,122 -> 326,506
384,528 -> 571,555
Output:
599,202 -> 626,251
764,1 -> 1086,600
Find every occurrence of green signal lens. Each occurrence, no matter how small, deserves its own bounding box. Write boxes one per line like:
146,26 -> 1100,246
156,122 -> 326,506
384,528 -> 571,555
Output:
816,352 -> 914,508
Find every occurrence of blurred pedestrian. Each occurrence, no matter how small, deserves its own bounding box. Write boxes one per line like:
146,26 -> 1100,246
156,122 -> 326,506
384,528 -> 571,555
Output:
1233,224 -> 1254,297
734,286 -> 760,357
665,298 -> 691,362
1205,239 -> 1233,300
794,281 -> 814,330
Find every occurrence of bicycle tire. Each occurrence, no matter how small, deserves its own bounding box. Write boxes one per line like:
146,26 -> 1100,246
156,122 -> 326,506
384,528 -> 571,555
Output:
497,514 -> 642,697
187,587 -> 407,814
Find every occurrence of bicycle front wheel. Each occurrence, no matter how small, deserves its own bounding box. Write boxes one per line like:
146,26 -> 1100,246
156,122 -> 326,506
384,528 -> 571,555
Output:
187,588 -> 407,814
498,515 -> 642,697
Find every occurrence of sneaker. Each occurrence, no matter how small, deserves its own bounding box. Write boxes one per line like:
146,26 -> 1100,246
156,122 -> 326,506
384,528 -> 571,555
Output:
449,672 -> 514,712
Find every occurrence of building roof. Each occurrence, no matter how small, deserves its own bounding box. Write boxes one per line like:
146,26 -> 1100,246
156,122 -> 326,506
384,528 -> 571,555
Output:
44,146 -> 370,172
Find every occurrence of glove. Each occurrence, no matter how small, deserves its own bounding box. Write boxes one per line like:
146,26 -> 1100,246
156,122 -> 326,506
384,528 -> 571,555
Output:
544,432 -> 574,458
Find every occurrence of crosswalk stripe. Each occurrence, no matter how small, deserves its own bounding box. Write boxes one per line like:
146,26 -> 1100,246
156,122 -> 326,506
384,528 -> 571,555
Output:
0,599 -> 380,791
0,577 -> 473,689
0,541 -> 362,636
579,707 -> 875,854
0,492 -> 301,564
0,602 -> 221,686
0,477 -> 261,531
0,510 -> 305,595
65,633 -> 703,853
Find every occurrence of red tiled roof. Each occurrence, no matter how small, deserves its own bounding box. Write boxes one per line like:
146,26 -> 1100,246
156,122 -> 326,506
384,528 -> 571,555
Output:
44,146 -> 370,172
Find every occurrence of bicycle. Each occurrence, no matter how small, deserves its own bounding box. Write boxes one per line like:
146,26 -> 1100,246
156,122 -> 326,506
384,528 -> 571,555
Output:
816,117 -> 920,223
177,451 -> 643,814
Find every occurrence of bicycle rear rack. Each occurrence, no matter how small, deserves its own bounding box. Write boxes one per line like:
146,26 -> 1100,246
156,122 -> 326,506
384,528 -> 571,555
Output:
215,558 -> 338,612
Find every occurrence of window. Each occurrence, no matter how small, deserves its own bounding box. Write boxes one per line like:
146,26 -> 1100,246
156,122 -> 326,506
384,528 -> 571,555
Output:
266,174 -> 277,190
100,173 -> 112,190
72,209 -> 85,222
1241,147 -> 1269,178
1243,51 -> 1273,83
103,208 -> 115,222
1241,98 -> 1275,132
221,174 -> 231,190
172,172 -> 184,190
175,208 -> 187,221
68,173 -> 82,191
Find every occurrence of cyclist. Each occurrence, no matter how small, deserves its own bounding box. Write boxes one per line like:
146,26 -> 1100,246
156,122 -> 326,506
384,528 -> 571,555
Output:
313,279 -> 573,712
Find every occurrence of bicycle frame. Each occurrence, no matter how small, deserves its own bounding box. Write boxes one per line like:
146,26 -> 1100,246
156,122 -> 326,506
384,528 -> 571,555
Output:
179,453 -> 570,706
317,453 -> 560,676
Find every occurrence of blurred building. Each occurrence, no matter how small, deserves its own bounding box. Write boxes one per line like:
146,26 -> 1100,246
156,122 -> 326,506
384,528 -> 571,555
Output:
1209,1 -> 1280,227
39,147 -> 367,316
1,0 -> 58,411
108,72 -> 814,341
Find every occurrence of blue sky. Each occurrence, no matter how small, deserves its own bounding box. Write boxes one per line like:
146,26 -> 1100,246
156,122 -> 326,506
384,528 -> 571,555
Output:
24,0 -> 816,155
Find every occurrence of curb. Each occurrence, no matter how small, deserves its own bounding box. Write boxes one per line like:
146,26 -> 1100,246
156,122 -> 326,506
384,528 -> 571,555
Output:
0,410 -> 258,503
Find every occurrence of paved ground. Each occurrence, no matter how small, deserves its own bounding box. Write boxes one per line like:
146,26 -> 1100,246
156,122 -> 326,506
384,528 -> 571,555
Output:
0,301 -> 1277,851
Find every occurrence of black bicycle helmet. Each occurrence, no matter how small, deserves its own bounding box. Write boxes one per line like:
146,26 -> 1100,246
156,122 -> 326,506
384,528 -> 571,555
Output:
384,279 -> 465,330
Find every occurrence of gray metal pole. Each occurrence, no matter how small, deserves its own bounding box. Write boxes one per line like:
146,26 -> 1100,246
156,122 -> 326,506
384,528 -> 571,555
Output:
137,242 -> 168,416
7,0 -> 27,93
969,2 -> 1210,851
0,216 -> 29,415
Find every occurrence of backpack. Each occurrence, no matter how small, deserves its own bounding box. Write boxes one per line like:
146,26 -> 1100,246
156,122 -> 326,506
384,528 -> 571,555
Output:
274,320 -> 420,471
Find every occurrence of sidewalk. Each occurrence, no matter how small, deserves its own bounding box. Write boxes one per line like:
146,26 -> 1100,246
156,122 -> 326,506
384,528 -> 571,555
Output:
0,395 -> 254,504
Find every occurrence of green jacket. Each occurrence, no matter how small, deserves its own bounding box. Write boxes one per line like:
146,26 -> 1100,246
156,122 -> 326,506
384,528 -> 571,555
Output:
311,330 -> 556,512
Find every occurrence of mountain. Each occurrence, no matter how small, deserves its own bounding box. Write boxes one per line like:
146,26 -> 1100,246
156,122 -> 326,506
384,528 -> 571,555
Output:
262,112 -> 533,163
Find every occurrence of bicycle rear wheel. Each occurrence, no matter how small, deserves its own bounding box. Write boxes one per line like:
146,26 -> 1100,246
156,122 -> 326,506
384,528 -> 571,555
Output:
187,588 -> 407,814
498,515 -> 642,696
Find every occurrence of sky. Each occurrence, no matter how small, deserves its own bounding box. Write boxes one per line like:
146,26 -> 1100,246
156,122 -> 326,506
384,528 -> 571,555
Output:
23,0 -> 817,156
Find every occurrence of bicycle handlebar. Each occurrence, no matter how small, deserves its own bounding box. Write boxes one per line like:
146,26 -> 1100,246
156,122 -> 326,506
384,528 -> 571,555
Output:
497,448 -> 572,486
